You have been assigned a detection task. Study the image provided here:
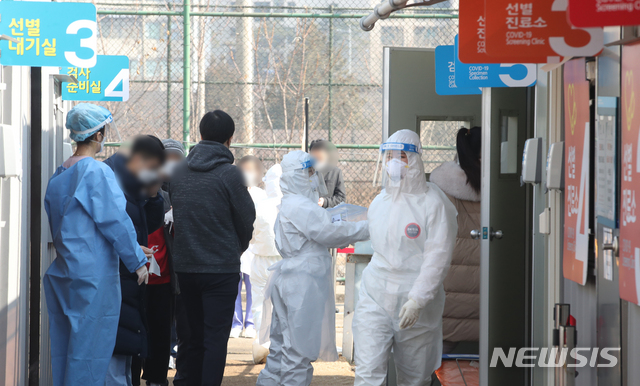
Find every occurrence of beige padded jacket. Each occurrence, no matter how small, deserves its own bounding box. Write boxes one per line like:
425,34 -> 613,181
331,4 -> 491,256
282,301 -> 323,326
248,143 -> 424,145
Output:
430,161 -> 481,343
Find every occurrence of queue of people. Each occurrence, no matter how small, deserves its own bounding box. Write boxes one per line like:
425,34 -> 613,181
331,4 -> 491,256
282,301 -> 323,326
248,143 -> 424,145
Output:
43,102 -> 480,386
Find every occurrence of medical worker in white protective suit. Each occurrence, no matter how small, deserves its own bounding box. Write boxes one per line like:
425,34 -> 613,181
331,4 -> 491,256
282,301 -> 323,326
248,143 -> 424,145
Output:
353,130 -> 458,386
256,151 -> 370,386
250,164 -> 283,364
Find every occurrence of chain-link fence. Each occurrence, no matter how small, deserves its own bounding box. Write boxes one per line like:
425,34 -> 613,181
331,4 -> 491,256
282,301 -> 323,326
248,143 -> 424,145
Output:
70,0 -> 460,207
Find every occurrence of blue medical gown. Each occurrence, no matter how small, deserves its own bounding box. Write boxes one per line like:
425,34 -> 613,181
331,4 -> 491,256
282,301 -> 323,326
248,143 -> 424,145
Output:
43,158 -> 147,386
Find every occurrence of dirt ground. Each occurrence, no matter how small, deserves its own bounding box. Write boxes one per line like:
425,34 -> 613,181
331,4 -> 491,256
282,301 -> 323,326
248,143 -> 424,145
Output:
154,285 -> 354,386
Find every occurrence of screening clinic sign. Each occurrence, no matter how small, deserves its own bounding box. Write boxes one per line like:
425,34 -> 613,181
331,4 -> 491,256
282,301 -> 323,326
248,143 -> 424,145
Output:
483,0 -> 603,63
619,43 -> 640,305
0,1 -> 97,68
62,56 -> 130,102
458,0 -> 547,64
568,0 -> 640,28
563,58 -> 590,286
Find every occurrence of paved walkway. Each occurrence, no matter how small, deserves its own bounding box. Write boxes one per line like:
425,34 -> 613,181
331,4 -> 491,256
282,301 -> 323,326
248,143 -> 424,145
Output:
153,285 -> 355,386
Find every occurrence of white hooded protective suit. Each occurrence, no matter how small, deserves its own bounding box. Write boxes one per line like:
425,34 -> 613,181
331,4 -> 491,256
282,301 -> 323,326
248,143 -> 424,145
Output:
256,151 -> 370,386
250,164 -> 283,337
353,130 -> 458,386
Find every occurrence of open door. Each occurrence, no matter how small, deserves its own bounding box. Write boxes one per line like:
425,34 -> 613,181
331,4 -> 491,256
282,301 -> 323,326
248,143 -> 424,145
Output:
479,87 -> 533,385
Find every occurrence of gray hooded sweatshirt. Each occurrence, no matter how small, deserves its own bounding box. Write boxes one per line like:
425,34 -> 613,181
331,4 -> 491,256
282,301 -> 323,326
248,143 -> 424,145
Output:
169,140 -> 256,273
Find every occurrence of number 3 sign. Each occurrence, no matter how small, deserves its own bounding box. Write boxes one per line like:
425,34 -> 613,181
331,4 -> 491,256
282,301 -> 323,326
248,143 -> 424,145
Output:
483,0 -> 603,63
0,2 -> 98,68
62,56 -> 130,102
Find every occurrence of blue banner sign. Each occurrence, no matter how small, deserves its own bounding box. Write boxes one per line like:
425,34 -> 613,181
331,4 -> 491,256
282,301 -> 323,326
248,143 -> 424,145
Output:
0,2 -> 98,68
62,55 -> 130,102
435,45 -> 482,96
454,36 -> 536,88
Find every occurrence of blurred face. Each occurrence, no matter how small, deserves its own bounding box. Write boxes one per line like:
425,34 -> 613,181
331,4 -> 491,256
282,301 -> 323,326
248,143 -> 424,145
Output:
128,153 -> 162,185
240,160 -> 263,187
161,152 -> 183,181
310,148 -> 327,164
240,161 -> 260,176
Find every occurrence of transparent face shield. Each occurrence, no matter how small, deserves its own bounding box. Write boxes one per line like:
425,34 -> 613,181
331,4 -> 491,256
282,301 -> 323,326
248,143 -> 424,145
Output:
373,142 -> 420,188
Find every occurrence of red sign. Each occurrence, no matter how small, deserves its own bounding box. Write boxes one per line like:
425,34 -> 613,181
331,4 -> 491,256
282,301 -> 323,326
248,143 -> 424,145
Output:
459,0 -> 546,63
568,0 -> 640,28
563,58 -> 590,286
619,43 -> 640,305
484,0 -> 603,63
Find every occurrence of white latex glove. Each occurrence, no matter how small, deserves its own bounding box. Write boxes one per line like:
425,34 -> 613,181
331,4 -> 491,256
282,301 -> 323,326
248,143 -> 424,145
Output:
398,299 -> 420,329
136,265 -> 149,285
318,197 -> 325,207
140,246 -> 154,260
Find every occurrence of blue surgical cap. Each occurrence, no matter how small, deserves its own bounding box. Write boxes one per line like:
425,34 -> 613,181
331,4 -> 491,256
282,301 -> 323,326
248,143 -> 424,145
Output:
66,103 -> 113,142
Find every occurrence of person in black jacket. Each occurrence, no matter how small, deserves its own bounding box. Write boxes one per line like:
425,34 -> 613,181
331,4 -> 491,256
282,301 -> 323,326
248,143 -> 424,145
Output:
309,139 -> 346,208
170,110 -> 255,386
103,135 -> 166,386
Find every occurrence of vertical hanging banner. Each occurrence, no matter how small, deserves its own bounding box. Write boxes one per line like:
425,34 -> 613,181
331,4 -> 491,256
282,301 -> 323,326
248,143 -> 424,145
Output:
62,55 -> 130,102
620,43 -> 640,306
563,58 -> 590,286
568,0 -> 640,28
434,45 -> 482,96
458,0 -> 547,64
484,0 -> 604,63
0,1 -> 98,68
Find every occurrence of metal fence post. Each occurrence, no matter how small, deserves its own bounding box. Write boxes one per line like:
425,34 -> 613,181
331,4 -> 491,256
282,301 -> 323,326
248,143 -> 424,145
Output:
328,4 -> 333,143
167,9 -> 172,139
183,0 -> 191,144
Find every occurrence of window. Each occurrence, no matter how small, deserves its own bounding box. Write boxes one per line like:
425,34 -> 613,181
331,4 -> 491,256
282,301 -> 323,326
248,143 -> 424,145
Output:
419,119 -> 470,173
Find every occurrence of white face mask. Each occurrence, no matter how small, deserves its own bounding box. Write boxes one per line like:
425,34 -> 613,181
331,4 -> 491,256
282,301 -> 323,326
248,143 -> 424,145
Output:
162,160 -> 180,179
92,137 -> 106,154
386,158 -> 408,182
315,161 -> 330,174
138,169 -> 159,185
243,171 -> 258,187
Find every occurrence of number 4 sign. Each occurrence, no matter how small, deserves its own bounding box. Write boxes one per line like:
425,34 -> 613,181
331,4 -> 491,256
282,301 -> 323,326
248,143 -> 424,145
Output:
62,55 -> 130,102
484,0 -> 603,63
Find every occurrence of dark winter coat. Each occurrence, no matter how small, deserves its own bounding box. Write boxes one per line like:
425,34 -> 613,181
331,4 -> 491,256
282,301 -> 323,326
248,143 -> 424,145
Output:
169,140 -> 255,274
104,153 -> 165,358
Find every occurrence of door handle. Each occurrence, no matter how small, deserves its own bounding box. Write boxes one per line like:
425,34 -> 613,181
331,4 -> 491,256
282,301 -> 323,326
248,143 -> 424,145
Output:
603,236 -> 619,257
470,229 -> 481,240
490,229 -> 503,240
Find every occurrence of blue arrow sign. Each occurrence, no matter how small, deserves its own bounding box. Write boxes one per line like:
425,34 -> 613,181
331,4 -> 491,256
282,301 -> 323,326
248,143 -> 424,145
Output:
62,55 -> 130,102
0,2 -> 98,68
454,36 -> 536,88
435,45 -> 482,96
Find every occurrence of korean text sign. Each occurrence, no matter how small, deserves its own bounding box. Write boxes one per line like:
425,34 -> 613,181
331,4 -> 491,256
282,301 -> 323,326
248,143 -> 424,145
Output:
0,1 -> 97,68
484,0 -> 603,62
63,56 -> 130,102
453,36 -> 536,88
434,45 -> 481,96
563,58 -> 590,286
568,0 -> 640,28
620,43 -> 640,305
458,0 -> 547,64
